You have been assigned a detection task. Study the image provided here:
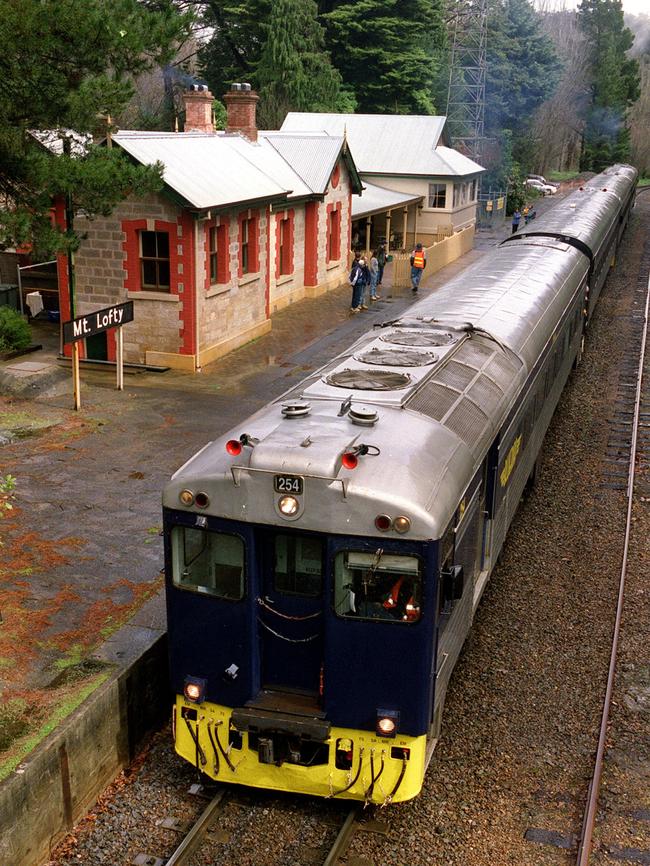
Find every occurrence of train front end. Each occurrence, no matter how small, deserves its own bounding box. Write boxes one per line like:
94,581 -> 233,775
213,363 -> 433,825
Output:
162,400 -> 460,804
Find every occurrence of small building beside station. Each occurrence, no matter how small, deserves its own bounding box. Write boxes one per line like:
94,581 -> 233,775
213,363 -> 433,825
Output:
281,112 -> 484,251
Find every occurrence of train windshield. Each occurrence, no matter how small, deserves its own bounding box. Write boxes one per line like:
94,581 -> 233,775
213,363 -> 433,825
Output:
171,526 -> 245,600
333,550 -> 422,623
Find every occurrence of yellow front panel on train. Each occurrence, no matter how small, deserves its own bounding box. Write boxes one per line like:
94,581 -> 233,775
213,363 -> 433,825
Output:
173,696 -> 427,805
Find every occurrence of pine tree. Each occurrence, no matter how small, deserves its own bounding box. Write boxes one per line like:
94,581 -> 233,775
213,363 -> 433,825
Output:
0,0 -> 192,256
256,0 -> 348,128
483,0 -> 561,189
578,0 -> 640,171
321,0 -> 446,114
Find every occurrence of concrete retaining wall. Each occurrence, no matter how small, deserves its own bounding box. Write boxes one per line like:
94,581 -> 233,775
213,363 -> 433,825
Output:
0,635 -> 169,866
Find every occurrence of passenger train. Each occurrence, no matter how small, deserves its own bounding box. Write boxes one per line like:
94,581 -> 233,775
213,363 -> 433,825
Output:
163,165 -> 637,804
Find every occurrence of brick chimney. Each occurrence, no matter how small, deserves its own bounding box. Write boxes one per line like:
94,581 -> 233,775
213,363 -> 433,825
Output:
183,84 -> 215,133
223,83 -> 259,142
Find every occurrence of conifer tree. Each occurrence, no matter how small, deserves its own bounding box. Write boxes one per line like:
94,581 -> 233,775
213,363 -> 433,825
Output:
0,0 -> 192,256
483,0 -> 561,189
256,0 -> 349,128
321,0 -> 446,114
578,0 -> 639,171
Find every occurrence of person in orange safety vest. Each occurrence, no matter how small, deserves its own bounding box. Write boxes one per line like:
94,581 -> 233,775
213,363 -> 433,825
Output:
382,576 -> 421,621
410,243 -> 426,293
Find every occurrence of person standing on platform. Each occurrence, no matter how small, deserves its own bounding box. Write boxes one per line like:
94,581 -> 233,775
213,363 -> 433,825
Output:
410,242 -> 426,292
376,242 -> 387,288
349,256 -> 365,312
511,209 -> 522,233
368,250 -> 380,301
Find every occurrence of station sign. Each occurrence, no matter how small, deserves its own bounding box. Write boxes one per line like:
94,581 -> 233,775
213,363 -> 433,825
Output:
63,301 -> 134,345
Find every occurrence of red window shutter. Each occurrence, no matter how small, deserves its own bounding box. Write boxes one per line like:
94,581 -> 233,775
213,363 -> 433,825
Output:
217,221 -> 230,283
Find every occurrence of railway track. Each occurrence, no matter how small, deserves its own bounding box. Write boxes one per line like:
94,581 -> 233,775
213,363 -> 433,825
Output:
131,785 -> 381,866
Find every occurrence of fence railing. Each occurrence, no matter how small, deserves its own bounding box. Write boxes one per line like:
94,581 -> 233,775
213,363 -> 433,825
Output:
390,225 -> 476,291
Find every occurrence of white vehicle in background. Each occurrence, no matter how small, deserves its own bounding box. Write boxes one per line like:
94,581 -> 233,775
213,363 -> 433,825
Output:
527,174 -> 559,193
525,177 -> 558,195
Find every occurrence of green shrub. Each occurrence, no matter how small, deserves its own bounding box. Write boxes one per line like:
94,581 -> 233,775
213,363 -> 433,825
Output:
0,306 -> 31,353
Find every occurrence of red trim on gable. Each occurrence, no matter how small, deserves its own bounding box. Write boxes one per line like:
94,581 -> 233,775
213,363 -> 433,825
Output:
331,163 -> 341,189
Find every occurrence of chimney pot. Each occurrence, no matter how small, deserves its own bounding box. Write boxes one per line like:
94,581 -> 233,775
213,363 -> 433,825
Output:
223,83 -> 259,142
183,85 -> 215,134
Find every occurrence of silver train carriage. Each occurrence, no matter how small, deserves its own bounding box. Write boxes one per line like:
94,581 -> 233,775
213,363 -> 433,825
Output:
163,164 -> 637,804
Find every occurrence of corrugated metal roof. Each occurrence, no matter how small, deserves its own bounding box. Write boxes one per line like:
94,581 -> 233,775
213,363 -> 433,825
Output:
113,131 -> 291,209
222,134 -> 312,199
261,133 -> 343,194
352,181 -> 422,218
281,113 -> 484,177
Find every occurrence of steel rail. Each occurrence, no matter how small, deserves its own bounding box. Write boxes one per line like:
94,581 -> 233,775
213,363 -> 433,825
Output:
323,806 -> 363,866
165,789 -> 226,866
575,269 -> 650,866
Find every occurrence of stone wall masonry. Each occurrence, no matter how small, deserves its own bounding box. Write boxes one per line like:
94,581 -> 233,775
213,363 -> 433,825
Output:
0,636 -> 169,866
269,205 -> 306,313
75,193 -> 184,364
198,207 -> 269,362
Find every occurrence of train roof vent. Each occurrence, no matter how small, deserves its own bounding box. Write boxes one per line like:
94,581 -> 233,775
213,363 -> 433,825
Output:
436,359 -> 478,392
466,374 -> 505,413
348,405 -> 379,426
444,399 -> 491,447
407,381 -> 459,421
325,369 -> 411,390
281,401 -> 311,418
355,348 -> 437,367
484,352 -> 519,390
381,331 -> 454,347
456,339 -> 494,369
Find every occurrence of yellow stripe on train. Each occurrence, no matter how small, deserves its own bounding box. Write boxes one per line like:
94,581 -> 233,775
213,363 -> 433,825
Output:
173,696 -> 427,804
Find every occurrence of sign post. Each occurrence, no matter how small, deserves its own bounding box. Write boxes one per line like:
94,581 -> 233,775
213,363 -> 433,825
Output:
62,301 -> 134,409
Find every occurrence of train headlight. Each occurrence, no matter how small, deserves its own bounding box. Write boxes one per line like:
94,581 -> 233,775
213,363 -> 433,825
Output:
278,495 -> 299,517
376,708 -> 400,738
179,489 -> 194,506
184,676 -> 207,704
393,516 -> 411,534
194,491 -> 210,509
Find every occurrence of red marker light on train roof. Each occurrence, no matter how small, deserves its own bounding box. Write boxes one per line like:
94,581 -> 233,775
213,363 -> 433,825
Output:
342,451 -> 358,469
226,439 -> 242,456
375,514 -> 392,532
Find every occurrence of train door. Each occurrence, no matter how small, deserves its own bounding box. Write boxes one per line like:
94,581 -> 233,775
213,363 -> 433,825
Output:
257,531 -> 324,694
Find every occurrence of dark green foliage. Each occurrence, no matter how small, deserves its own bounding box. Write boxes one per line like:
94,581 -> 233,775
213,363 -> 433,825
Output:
200,0 -> 350,123
0,307 -> 31,354
321,0 -> 446,113
256,0 -> 350,127
482,0 -> 560,207
578,0 -> 640,171
0,0 -> 193,256
199,0 -> 272,101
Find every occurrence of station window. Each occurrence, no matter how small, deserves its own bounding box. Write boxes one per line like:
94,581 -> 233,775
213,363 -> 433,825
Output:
428,183 -> 446,209
333,549 -> 422,623
208,223 -> 229,285
171,526 -> 245,600
239,212 -> 259,276
140,230 -> 170,291
327,205 -> 341,262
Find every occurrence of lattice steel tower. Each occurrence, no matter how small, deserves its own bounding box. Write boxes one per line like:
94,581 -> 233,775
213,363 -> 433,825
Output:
445,0 -> 488,165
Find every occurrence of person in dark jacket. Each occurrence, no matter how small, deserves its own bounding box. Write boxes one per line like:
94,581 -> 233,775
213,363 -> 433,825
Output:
349,256 -> 365,312
376,242 -> 387,287
511,210 -> 522,233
